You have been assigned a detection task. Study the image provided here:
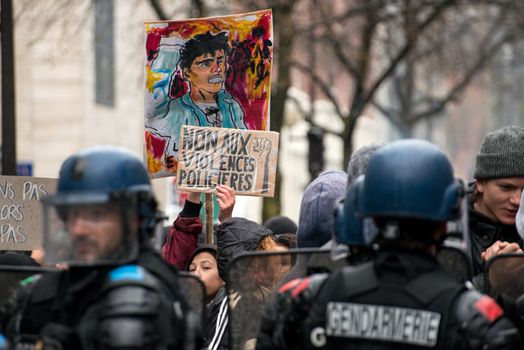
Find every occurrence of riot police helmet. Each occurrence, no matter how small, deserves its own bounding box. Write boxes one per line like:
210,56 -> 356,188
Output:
42,146 -> 159,266
359,139 -> 462,222
335,175 -> 378,246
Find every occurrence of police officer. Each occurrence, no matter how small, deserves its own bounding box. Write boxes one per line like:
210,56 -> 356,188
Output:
256,176 -> 376,350
1,146 -> 201,349
258,139 -> 522,350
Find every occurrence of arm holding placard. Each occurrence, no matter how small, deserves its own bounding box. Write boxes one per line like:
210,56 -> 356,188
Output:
162,192 -> 202,270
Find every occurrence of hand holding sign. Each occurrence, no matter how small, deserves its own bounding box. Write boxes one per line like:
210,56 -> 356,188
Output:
216,185 -> 236,224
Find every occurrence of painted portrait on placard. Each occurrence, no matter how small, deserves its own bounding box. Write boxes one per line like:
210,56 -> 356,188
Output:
144,9 -> 273,177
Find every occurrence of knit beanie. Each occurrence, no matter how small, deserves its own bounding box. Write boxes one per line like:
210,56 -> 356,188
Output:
474,126 -> 524,179
263,216 -> 298,235
297,170 -> 347,248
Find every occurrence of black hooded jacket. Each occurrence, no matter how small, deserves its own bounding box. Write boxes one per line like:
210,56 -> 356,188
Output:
216,217 -> 273,281
215,217 -> 274,350
469,202 -> 523,291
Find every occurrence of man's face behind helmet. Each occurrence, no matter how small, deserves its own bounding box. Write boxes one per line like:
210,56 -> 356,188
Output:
41,146 -> 153,267
43,198 -> 139,266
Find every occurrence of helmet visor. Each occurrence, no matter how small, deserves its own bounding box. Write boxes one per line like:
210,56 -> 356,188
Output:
42,199 -> 139,266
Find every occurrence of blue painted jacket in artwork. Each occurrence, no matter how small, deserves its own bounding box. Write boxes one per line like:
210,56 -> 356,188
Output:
146,90 -> 246,160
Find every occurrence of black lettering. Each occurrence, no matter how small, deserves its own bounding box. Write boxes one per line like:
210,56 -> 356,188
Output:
205,171 -> 216,187
182,128 -> 194,150
229,173 -> 239,190
186,170 -> 197,186
208,131 -> 219,152
178,170 -> 188,185
194,130 -> 206,151
219,172 -> 230,185
196,154 -> 210,169
220,133 -> 231,153
244,174 -> 253,191
210,155 -> 219,170
246,157 -> 256,172
182,151 -> 195,167
236,157 -> 245,172
227,155 -> 235,171
219,155 -> 229,171
238,134 -> 252,155
237,173 -> 245,190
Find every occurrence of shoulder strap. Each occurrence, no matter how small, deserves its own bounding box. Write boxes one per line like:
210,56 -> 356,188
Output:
339,261 -> 379,298
404,267 -> 465,305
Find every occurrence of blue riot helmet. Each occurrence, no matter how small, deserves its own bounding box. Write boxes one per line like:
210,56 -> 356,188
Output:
335,175 -> 378,246
358,139 -> 469,250
42,146 -> 160,266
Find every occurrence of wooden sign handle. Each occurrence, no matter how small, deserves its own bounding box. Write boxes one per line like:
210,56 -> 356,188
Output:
205,192 -> 214,244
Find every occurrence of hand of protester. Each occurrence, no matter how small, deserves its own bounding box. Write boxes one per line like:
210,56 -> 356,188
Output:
481,240 -> 524,262
187,191 -> 201,204
216,185 -> 235,224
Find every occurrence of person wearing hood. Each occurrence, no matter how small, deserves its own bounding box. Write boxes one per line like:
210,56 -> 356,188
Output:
217,217 -> 280,350
277,170 -> 347,287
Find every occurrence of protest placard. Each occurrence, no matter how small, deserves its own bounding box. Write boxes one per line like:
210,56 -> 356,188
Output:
176,126 -> 279,197
144,9 -> 273,178
0,176 -> 57,250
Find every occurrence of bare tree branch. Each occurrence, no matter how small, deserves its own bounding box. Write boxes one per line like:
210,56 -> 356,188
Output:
293,60 -> 347,126
149,0 -> 168,20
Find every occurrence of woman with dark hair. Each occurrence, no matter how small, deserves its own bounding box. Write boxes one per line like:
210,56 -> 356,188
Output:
187,245 -> 228,350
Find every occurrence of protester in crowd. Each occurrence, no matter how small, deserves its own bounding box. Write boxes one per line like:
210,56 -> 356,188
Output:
315,143 -> 384,266
0,146 -> 201,349
469,126 -> 524,290
345,143 -> 385,185
274,233 -> 297,250
276,170 -> 347,287
272,233 -> 297,274
258,139 -> 523,350
162,185 -> 236,269
264,216 -> 298,272
263,216 -> 298,236
187,245 -> 228,350
216,217 -> 281,350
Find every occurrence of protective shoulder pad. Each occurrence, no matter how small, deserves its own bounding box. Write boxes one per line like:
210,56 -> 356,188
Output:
456,289 -> 522,349
278,273 -> 330,300
106,265 -> 159,290
85,265 -> 179,349
456,289 -> 504,324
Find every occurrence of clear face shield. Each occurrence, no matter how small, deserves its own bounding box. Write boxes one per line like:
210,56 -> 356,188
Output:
436,179 -> 472,280
42,195 -> 140,267
332,175 -> 379,262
